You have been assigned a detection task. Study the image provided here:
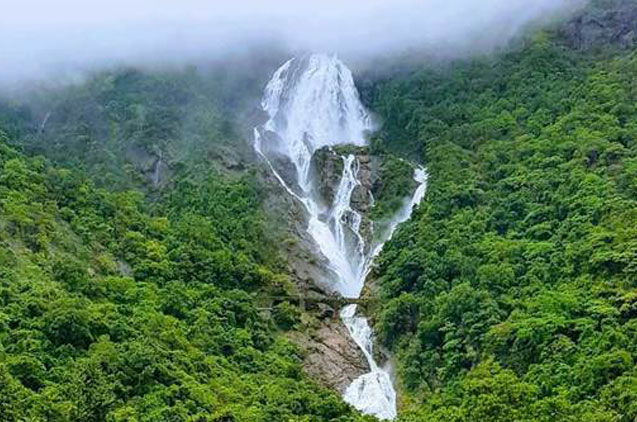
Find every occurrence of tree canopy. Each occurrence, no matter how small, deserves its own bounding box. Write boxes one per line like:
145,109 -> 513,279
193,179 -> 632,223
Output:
364,6 -> 637,421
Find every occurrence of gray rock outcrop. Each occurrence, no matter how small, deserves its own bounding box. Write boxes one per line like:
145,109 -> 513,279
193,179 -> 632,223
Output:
309,147 -> 344,207
559,0 -> 637,50
289,318 -> 370,392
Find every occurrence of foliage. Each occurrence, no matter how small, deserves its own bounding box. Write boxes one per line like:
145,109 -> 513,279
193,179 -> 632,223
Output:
369,153 -> 417,222
0,136 -> 364,421
7,64 -> 268,191
2,3 -> 636,420
366,19 -> 637,422
273,302 -> 302,331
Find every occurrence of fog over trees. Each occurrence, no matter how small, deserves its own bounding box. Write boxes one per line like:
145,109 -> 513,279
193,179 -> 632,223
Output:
1,0 -> 582,86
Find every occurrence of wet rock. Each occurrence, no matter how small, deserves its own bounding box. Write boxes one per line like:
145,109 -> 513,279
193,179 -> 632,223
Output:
271,154 -> 301,191
259,130 -> 303,193
310,147 -> 344,206
290,318 -> 370,392
352,150 -> 377,247
356,157 -> 373,187
350,185 -> 371,214
259,157 -> 340,294
350,151 -> 375,215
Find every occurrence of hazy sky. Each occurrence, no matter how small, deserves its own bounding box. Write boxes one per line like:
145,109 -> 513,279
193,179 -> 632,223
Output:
1,0 -> 583,85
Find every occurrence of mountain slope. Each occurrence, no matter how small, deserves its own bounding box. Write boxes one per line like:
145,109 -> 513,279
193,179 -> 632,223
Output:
363,1 -> 637,420
1,1 -> 636,420
0,131 -> 369,421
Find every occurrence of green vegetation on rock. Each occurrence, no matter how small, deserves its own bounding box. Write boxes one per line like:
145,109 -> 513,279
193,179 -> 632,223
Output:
369,153 -> 417,222
363,2 -> 637,420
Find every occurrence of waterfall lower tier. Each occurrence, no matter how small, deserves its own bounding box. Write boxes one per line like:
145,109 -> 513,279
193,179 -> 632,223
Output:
340,168 -> 427,420
341,304 -> 396,420
254,53 -> 428,420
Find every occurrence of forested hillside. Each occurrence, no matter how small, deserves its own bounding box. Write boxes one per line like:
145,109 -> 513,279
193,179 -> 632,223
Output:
0,56 -> 280,191
365,1 -> 637,420
0,129 -> 368,420
1,0 -> 636,420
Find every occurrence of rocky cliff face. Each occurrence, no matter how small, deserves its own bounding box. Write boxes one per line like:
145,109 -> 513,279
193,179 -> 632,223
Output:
309,147 -> 344,207
260,145 -> 381,390
259,164 -> 337,294
559,0 -> 637,50
310,146 -> 379,251
350,153 -> 375,215
258,151 -> 370,387
289,315 -> 370,392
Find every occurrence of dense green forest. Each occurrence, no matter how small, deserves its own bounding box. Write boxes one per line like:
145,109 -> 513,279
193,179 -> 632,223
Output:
0,91 -> 366,419
364,1 -> 637,420
1,0 -> 637,421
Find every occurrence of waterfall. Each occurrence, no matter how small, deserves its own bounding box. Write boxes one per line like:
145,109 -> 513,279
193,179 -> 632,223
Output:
254,53 -> 427,420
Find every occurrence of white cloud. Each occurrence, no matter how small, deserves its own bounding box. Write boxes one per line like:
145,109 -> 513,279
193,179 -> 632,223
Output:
0,0 -> 584,85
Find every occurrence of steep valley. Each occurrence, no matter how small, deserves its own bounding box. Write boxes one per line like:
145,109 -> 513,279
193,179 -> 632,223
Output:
1,1 -> 636,421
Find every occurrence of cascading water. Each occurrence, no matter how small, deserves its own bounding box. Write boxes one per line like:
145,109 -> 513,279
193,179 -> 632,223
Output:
254,53 -> 427,420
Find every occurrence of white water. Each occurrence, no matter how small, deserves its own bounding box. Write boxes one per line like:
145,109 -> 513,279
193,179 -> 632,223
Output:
260,54 -> 371,192
254,53 -> 427,420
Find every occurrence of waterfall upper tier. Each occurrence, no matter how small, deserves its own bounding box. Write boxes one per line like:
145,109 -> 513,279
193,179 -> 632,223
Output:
258,54 -> 373,192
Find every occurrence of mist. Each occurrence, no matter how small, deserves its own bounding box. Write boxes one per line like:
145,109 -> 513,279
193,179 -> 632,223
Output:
1,0 -> 584,87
